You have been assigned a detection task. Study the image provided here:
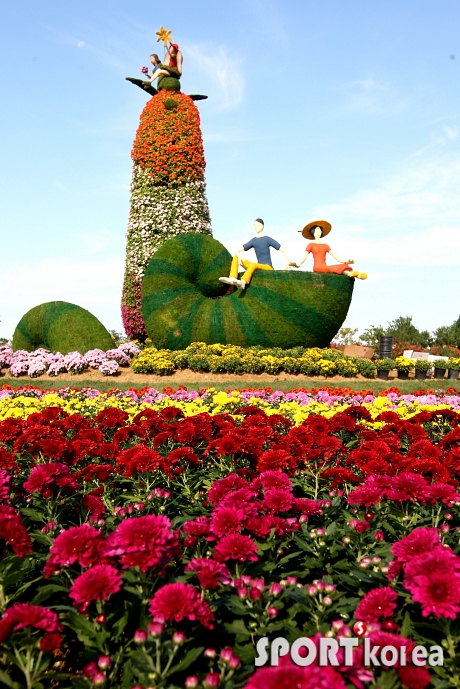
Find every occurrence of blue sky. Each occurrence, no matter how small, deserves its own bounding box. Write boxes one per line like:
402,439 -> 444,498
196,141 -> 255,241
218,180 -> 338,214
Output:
1,0 -> 459,340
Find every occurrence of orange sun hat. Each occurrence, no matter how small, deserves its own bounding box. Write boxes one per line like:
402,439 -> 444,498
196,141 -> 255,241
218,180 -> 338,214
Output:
299,220 -> 332,239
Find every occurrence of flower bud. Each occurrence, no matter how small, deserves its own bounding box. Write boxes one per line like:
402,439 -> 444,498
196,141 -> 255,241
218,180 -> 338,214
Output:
323,596 -> 333,606
343,537 -> 351,545
316,528 -> 325,537
204,672 -> 220,688
270,582 -> 283,596
374,530 -> 385,541
173,631 -> 185,645
204,648 -> 216,658
316,581 -> 325,592
249,587 -> 262,600
237,587 -> 248,599
92,672 -> 106,685
267,606 -> 278,618
134,629 -> 147,644
440,524 -> 450,533
325,584 -> 335,593
286,576 -> 297,585
220,647 -> 233,662
83,662 -> 98,678
149,621 -> 164,637
185,677 -> 199,688
307,585 -> 317,596
183,536 -> 198,548
95,614 -> 106,625
98,656 -> 111,669
228,655 -> 241,669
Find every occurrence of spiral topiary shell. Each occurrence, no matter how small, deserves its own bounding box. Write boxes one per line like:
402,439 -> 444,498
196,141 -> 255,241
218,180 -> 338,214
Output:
12,302 -> 114,354
142,234 -> 354,349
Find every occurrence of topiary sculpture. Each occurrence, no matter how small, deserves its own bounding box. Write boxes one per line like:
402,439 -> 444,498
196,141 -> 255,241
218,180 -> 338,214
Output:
142,234 -> 354,349
12,302 -> 114,354
121,89 -> 212,341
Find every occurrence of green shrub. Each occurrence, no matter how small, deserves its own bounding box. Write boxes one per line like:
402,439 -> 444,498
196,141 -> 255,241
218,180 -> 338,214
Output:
433,359 -> 449,370
415,359 -> 431,372
374,358 -> 395,371
355,358 -> 377,378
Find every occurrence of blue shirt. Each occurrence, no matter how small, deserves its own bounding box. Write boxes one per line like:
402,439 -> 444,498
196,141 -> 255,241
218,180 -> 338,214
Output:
242,235 -> 281,267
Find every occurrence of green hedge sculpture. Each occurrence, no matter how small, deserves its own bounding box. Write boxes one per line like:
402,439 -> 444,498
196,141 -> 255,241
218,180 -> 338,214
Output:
142,234 -> 354,349
12,302 -> 114,354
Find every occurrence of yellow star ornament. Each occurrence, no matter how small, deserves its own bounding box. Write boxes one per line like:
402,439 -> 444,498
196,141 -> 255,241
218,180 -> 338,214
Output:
156,26 -> 173,47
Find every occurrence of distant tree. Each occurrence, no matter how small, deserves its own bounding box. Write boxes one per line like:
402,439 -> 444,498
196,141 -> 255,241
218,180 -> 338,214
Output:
432,315 -> 460,347
359,325 -> 386,346
334,328 -> 359,345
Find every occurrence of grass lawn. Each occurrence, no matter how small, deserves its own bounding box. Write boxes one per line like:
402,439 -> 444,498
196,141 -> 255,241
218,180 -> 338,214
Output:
1,378 -> 459,395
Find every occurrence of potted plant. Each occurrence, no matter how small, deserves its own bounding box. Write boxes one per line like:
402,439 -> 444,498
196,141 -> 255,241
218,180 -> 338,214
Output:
433,358 -> 448,379
414,358 -> 431,380
394,356 -> 415,380
447,357 -> 460,380
374,358 -> 394,380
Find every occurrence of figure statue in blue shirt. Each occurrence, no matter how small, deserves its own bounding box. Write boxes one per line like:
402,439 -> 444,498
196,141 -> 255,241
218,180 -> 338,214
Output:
219,218 -> 289,290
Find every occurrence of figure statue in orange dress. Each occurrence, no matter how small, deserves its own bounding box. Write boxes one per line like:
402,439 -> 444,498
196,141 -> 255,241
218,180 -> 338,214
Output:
291,220 -> 367,280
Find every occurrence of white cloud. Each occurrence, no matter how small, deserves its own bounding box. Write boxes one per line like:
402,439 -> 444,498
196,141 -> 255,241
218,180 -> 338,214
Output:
75,229 -> 124,255
77,41 -> 85,48
184,43 -> 244,110
1,257 -> 125,338
339,77 -> 407,115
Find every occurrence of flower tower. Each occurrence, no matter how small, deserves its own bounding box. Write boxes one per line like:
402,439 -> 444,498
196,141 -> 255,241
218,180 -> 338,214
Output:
121,90 -> 212,340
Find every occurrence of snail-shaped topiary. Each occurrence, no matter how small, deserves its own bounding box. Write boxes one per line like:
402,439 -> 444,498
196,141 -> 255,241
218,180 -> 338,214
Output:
12,301 -> 114,354
142,234 -> 354,349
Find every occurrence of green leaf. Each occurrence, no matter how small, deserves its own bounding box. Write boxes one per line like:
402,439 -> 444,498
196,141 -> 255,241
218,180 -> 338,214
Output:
20,508 -> 45,522
224,619 -> 250,636
400,611 -> 414,637
31,584 -> 69,605
0,670 -> 20,688
169,646 -> 204,675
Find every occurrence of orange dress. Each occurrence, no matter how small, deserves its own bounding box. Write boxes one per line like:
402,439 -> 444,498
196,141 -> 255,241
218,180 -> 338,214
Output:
306,243 -> 352,275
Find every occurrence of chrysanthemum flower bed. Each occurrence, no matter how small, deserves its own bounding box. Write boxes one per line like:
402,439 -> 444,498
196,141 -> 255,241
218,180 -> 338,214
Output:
0,388 -> 460,688
131,343 -> 377,378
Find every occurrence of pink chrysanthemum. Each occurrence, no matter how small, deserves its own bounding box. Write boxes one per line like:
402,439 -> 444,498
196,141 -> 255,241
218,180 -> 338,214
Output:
213,533 -> 258,563
244,659 -> 347,689
385,472 -> 428,503
355,587 -> 398,622
397,665 -> 432,689
23,462 -> 78,494
407,568 -> 460,619
208,474 -> 249,504
0,505 -> 32,557
251,471 -> 292,492
105,514 -> 179,572
149,582 -> 214,629
347,480 -> 385,506
44,524 -> 107,577
183,516 -> 211,536
186,558 -> 231,589
0,469 -> 10,501
263,488 -> 294,513
3,603 -> 63,633
424,483 -> 460,506
391,527 -> 440,564
69,565 -> 122,609
211,506 -> 244,537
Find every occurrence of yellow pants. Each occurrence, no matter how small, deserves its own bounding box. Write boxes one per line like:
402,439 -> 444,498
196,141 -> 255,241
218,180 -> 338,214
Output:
230,255 -> 273,285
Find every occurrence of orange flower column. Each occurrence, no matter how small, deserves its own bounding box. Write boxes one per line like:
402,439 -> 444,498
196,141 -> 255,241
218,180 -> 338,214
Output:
121,91 -> 212,340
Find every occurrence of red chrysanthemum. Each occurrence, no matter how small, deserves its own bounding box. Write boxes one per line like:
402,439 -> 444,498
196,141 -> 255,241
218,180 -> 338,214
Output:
149,582 -> 214,628
0,505 -> 32,557
183,516 -> 211,536
355,587 -> 398,622
69,565 -> 122,609
256,449 -> 292,473
105,514 -> 179,572
0,447 -> 17,470
83,494 -> 106,518
185,558 -> 231,589
39,633 -> 63,653
116,444 -> 164,478
397,664 -> 432,689
213,533 -> 258,563
44,524 -> 107,577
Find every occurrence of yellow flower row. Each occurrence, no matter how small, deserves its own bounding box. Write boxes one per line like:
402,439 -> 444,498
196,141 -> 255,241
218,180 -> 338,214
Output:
0,389 -> 458,426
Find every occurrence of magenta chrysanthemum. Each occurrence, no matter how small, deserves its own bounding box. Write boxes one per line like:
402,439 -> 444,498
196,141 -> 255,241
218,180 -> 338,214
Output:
44,524 -> 107,577
213,534 -> 258,563
0,505 -> 32,557
69,565 -> 122,609
186,558 -> 231,589
105,514 -> 179,572
355,587 -> 398,622
149,582 -> 214,628
3,603 -> 62,634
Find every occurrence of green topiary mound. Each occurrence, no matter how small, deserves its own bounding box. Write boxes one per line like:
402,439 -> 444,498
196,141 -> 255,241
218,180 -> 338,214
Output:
12,302 -> 114,354
142,234 -> 354,349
